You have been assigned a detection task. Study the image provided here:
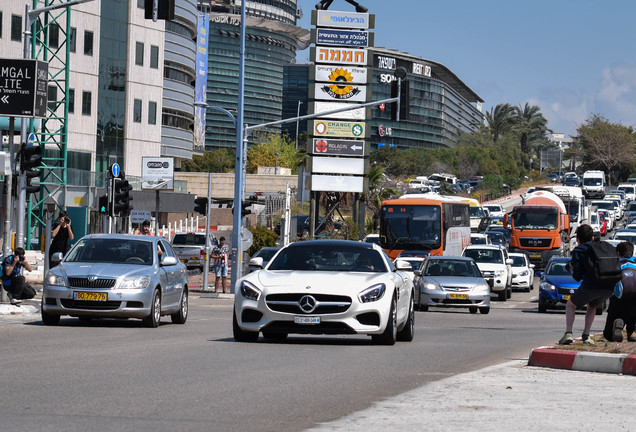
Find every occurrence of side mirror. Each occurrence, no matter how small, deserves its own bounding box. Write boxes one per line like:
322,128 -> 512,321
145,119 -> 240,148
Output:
413,269 -> 422,276
249,257 -> 264,269
161,256 -> 179,266
51,252 -> 64,265
394,259 -> 411,271
506,259 -> 513,265
529,264 -> 535,269
535,271 -> 543,278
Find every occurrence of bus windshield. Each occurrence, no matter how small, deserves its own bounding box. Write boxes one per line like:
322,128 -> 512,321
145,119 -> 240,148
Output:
469,206 -> 485,219
512,209 -> 559,230
380,204 -> 441,250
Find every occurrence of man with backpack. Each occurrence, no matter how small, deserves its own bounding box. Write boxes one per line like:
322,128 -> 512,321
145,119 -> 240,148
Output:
559,224 -> 622,345
603,241 -> 636,342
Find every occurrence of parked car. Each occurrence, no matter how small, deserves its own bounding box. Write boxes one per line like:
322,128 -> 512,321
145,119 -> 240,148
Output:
234,240 -> 415,345
509,252 -> 534,292
462,244 -> 513,301
536,257 -> 604,315
247,247 -> 280,274
171,232 -> 217,271
42,234 -> 189,327
413,256 -> 490,314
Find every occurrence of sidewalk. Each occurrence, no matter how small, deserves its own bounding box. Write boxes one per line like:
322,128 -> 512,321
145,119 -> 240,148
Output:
306,359 -> 636,432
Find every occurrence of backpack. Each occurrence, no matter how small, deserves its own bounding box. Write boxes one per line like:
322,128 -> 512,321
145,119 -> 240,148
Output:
619,262 -> 636,299
586,241 -> 623,287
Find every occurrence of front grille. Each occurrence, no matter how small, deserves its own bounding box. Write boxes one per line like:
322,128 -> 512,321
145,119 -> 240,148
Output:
60,299 -> 122,310
262,321 -> 356,335
265,293 -> 351,315
557,287 -> 577,295
519,238 -> 552,248
68,278 -> 117,289
441,286 -> 471,292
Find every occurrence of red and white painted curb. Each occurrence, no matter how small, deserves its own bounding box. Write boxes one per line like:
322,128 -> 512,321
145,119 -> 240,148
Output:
529,346 -> 636,375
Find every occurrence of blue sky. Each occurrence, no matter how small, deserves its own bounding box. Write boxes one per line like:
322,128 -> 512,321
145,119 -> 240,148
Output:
297,0 -> 636,137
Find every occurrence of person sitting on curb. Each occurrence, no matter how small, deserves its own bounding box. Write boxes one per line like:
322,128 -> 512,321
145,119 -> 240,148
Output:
603,241 -> 636,342
2,247 -> 36,305
559,224 -> 614,345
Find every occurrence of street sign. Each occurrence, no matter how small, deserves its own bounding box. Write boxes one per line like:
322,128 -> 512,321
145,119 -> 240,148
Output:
310,156 -> 366,175
309,174 -> 365,193
312,101 -> 366,120
312,10 -> 374,30
111,163 -> 120,178
142,157 -> 174,190
312,65 -> 368,84
130,210 -> 152,224
241,227 -> 253,250
311,138 -> 366,157
0,58 -> 48,118
312,120 -> 366,138
313,28 -> 370,47
313,83 -> 368,102
27,133 -> 36,144
312,46 -> 367,65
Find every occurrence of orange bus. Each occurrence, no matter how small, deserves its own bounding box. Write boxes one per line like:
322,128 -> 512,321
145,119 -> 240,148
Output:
380,195 -> 471,260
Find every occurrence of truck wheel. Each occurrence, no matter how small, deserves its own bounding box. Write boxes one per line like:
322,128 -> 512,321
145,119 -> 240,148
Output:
497,291 -> 507,301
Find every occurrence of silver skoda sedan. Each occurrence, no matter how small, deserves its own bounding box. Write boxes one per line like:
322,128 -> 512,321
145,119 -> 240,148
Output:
233,240 -> 415,345
42,234 -> 188,327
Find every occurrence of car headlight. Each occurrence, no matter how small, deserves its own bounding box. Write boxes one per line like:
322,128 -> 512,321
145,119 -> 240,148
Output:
46,273 -> 66,287
473,283 -> 490,294
240,280 -> 261,301
518,270 -> 529,277
358,283 -> 386,303
119,276 -> 151,289
422,282 -> 440,291
539,281 -> 555,291
494,270 -> 505,277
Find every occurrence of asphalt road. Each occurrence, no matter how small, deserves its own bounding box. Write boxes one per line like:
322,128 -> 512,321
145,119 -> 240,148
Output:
0,284 -> 582,432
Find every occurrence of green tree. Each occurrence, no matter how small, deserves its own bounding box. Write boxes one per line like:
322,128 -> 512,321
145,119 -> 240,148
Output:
182,147 -> 235,172
246,133 -> 304,174
485,103 -> 515,142
364,165 -> 399,231
511,103 -> 551,169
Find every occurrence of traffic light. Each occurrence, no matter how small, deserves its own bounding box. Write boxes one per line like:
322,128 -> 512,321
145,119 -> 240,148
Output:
144,0 -> 175,20
241,200 -> 253,218
98,195 -> 108,214
113,179 -> 133,216
194,196 -> 208,215
21,144 -> 42,195
3,175 -> 17,198
391,78 -> 409,121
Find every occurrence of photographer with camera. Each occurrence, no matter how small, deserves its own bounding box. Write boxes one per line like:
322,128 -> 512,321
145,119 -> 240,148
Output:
2,247 -> 35,305
49,210 -> 74,268
211,236 -> 230,294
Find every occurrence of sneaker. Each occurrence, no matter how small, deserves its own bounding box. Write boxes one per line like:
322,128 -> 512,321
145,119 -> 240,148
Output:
9,295 -> 22,305
582,334 -> 595,345
613,319 -> 624,342
558,332 -> 574,345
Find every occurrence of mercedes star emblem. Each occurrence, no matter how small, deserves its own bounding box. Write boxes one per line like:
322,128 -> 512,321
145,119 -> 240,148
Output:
299,295 -> 317,313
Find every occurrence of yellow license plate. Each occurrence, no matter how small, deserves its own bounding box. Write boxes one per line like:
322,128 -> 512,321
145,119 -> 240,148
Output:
190,256 -> 198,260
74,292 -> 107,301
448,293 -> 468,299
563,295 -> 571,300
530,254 -> 541,258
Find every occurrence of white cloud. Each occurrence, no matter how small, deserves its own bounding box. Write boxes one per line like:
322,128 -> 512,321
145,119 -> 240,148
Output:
596,62 -> 636,128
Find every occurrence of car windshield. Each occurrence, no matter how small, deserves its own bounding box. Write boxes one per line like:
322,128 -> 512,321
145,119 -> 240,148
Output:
469,207 -> 485,218
425,259 -> 481,277
397,250 -> 430,258
403,260 -> 423,271
463,249 -> 503,264
510,255 -> 527,267
546,261 -> 571,276
628,204 -> 636,212
584,178 -> 602,186
172,234 -> 205,245
486,232 -> 505,245
64,238 -> 154,265
512,209 -> 558,230
485,206 -> 502,213
486,228 -> 511,242
471,236 -> 488,244
614,235 -> 636,243
268,245 -> 387,272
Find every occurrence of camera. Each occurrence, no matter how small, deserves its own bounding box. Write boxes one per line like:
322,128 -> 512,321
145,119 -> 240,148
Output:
65,217 -> 70,223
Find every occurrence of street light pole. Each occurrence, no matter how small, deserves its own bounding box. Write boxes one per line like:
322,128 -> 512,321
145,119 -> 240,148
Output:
295,101 -> 303,149
275,152 -> 279,175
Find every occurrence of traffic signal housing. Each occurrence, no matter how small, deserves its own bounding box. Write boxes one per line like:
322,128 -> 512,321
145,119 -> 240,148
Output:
98,195 -> 108,214
391,78 -> 409,121
194,197 -> 208,215
144,0 -> 175,20
21,144 -> 42,195
3,174 -> 17,198
113,179 -> 133,216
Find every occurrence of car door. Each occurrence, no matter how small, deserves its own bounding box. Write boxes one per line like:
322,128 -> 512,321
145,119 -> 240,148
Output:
158,240 -> 180,308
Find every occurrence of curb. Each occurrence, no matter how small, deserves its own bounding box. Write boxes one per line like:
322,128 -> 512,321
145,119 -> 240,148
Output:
528,346 -> 636,375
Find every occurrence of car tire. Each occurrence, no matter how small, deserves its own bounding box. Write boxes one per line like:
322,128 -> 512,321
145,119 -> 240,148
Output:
372,295 -> 397,346
419,305 -> 429,312
262,331 -> 288,341
41,307 -> 60,326
233,309 -> 259,342
479,306 -> 490,315
171,289 -> 188,324
397,294 -> 415,342
506,287 -> 512,299
142,289 -> 161,328
469,306 -> 478,314
497,290 -> 507,301
538,299 -> 547,313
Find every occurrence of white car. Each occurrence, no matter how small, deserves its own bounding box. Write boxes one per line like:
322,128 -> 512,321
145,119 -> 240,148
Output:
470,233 -> 491,245
509,253 -> 534,292
234,240 -> 415,345
462,244 -> 513,301
484,204 -> 505,218
394,256 -> 428,284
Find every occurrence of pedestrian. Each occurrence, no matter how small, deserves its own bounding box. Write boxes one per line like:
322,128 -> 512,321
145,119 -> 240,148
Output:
603,241 -> 636,342
2,247 -> 36,305
49,210 -> 74,267
559,224 -> 616,345
211,236 -> 230,294
135,220 -> 154,236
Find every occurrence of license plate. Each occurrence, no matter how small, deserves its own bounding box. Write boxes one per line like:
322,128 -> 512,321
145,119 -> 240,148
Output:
190,256 -> 198,260
294,316 -> 320,325
180,259 -> 186,263
74,291 -> 107,301
530,254 -> 541,258
563,295 -> 571,300
448,293 -> 468,299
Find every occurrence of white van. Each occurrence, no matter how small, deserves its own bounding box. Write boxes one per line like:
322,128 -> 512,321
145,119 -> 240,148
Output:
582,170 -> 605,198
618,183 -> 636,202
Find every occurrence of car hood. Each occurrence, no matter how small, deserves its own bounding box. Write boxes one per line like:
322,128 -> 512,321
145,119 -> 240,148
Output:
253,270 -> 388,290
56,262 -> 151,279
423,276 -> 486,287
543,275 -> 580,288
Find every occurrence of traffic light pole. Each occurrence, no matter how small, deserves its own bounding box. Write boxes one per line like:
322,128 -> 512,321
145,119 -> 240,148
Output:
2,117 -> 16,257
202,173 -> 212,291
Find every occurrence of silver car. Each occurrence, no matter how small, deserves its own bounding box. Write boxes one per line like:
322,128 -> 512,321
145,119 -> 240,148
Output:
413,256 -> 491,314
42,234 -> 189,327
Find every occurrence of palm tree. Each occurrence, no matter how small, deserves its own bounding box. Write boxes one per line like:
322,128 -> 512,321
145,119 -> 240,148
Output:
485,103 -> 514,142
511,103 -> 551,169
364,165 -> 398,231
